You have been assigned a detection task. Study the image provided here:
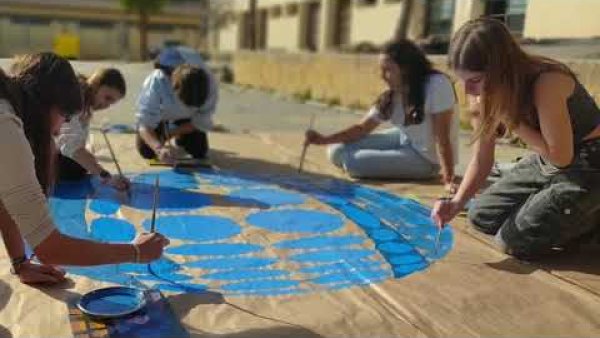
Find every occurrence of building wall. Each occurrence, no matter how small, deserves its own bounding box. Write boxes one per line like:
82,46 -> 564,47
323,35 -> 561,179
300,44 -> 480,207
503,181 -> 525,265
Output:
267,12 -> 301,50
233,51 -> 600,124
350,2 -> 403,45
524,0 -> 600,39
0,1 -> 202,60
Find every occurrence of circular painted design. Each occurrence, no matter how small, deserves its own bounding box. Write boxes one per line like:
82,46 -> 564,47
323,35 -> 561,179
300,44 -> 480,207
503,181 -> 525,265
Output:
246,209 -> 344,234
51,169 -> 454,297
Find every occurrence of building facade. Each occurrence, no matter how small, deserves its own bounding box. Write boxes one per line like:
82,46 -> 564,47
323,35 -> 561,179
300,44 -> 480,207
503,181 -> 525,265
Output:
212,0 -> 600,54
0,0 -> 206,60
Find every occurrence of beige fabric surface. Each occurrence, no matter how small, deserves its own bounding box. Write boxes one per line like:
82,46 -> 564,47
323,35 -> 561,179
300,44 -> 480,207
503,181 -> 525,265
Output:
0,131 -> 598,338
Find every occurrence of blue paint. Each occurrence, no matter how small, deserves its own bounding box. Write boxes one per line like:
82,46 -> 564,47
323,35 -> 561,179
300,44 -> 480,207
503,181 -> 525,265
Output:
299,261 -> 385,274
229,188 -> 305,206
89,199 -> 121,215
136,273 -> 193,283
134,171 -> 198,190
90,217 -> 136,242
311,269 -> 389,285
369,229 -> 401,241
378,242 -> 414,255
393,262 -> 429,277
339,204 -> 381,229
221,279 -> 299,292
247,209 -> 344,234
202,269 -> 289,281
186,257 -> 277,270
229,288 -> 308,297
143,215 -> 241,242
290,249 -> 375,264
120,258 -> 180,274
153,283 -> 208,294
204,175 -> 260,187
81,289 -> 143,314
388,254 -> 424,265
274,235 -> 364,250
166,243 -> 262,256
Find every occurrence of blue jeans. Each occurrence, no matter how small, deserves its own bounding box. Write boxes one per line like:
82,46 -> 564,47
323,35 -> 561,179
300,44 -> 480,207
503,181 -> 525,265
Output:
327,129 -> 439,179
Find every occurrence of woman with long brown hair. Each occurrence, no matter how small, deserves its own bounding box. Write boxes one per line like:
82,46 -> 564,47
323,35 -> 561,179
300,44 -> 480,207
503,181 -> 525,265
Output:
305,40 -> 459,192
432,18 -> 600,258
0,53 -> 168,285
56,68 -> 130,189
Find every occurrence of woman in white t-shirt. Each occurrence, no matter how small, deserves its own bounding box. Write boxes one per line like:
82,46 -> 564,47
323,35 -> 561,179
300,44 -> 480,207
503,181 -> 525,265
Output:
305,40 -> 459,193
56,68 -> 129,190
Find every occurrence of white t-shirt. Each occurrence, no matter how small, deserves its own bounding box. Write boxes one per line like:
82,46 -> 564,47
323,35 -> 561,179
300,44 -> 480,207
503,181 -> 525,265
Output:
366,73 -> 459,165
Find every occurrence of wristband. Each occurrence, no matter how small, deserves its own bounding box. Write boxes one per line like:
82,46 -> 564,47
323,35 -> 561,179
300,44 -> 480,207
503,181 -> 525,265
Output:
10,255 -> 28,275
99,169 -> 111,180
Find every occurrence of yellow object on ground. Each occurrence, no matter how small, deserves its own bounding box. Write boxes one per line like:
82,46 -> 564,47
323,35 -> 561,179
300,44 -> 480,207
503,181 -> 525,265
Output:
53,31 -> 80,60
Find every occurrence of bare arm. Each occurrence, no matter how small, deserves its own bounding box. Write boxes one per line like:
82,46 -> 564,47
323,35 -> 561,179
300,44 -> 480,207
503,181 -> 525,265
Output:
139,125 -> 163,154
453,115 -> 496,207
0,202 -> 25,262
34,229 -> 135,266
71,148 -> 104,175
431,109 -> 456,185
306,116 -> 380,145
513,72 -> 575,167
168,121 -> 196,139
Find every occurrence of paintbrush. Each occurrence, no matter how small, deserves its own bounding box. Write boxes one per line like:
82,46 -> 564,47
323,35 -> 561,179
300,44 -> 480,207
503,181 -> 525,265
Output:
101,130 -> 124,178
298,113 -> 316,173
150,176 -> 159,233
434,191 -> 453,255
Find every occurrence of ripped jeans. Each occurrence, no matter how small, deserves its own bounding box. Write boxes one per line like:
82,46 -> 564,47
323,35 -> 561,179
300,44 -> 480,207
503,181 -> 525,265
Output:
468,138 -> 600,258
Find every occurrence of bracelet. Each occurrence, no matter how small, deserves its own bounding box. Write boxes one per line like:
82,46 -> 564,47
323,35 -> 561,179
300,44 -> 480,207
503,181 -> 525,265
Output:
99,169 -> 111,179
132,244 -> 141,263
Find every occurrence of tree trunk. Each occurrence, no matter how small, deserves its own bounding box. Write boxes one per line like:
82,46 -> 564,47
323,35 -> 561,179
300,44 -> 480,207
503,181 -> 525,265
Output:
248,0 -> 257,50
394,0 -> 414,40
139,9 -> 149,61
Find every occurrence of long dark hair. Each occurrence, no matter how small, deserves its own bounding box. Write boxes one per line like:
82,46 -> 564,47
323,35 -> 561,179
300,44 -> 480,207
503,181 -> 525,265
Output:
448,18 -> 571,139
0,53 -> 82,194
376,39 -> 440,126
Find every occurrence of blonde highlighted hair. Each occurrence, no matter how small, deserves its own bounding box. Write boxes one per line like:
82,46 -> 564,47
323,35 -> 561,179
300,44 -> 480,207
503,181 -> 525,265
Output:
448,18 -> 572,140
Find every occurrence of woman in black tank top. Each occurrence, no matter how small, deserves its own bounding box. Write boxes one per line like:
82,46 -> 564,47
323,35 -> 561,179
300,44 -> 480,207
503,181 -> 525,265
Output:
431,18 -> 600,259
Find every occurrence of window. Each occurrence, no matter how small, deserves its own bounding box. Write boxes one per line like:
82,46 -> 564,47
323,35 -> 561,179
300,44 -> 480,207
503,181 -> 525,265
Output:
484,0 -> 528,34
356,0 -> 377,6
426,0 -> 455,36
506,0 -> 528,34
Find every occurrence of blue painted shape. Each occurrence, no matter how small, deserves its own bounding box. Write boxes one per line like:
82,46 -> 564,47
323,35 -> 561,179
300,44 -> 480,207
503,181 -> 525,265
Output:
311,269 -> 389,285
143,215 -> 241,242
90,217 -> 136,242
369,229 -> 401,241
290,249 -> 375,263
134,171 -> 198,190
229,188 -> 305,206
186,257 -> 277,270
120,258 -> 180,274
129,186 -> 210,211
202,269 -> 289,281
299,261 -> 385,274
204,174 -> 260,187
166,243 -> 262,256
339,204 -> 381,229
154,283 -> 208,294
136,273 -> 193,283
246,209 -> 344,234
274,235 -> 364,250
221,279 -> 299,292
388,254 -> 424,265
378,242 -> 414,255
89,199 -> 121,215
228,288 -> 308,297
